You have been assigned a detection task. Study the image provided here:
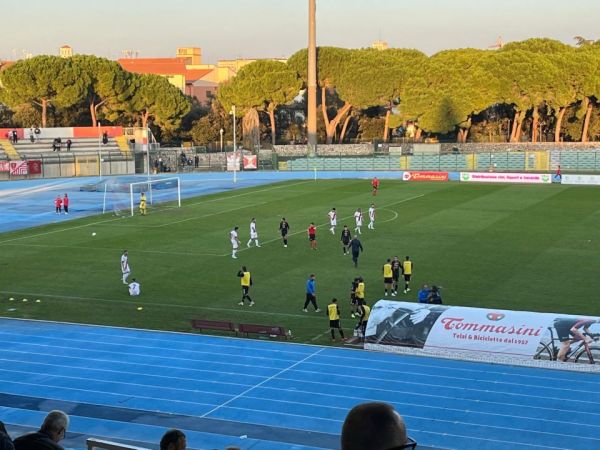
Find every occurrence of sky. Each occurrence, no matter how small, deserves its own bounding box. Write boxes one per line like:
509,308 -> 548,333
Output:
1,0 -> 599,63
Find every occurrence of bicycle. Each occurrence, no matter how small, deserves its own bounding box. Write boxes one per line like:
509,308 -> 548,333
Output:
533,327 -> 600,364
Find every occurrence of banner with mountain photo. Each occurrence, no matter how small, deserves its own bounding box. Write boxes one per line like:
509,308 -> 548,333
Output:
364,301 -> 600,362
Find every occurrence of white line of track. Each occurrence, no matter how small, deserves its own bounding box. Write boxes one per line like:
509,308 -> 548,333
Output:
0,318 -> 594,386
0,340 -> 596,401
200,347 -> 325,418
0,350 -> 595,418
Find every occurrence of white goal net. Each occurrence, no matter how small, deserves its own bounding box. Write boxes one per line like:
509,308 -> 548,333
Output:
102,177 -> 181,216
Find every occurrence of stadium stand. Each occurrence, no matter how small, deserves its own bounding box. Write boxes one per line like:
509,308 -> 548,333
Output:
0,139 -> 20,160
13,137 -> 122,158
190,319 -> 237,335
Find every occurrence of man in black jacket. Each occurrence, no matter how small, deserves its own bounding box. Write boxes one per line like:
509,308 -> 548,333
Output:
349,235 -> 363,268
13,410 -> 68,450
0,420 -> 14,450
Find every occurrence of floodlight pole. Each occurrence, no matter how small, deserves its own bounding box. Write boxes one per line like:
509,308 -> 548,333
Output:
220,128 -> 224,152
146,127 -> 151,181
307,0 -> 318,156
98,121 -> 102,180
231,105 -> 237,184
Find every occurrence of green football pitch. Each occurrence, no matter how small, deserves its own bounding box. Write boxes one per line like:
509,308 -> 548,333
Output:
1,179 -> 599,344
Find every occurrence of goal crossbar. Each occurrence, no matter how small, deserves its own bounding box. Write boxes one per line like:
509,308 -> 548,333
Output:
127,177 -> 181,216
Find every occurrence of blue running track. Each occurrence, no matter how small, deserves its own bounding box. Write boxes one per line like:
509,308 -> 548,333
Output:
0,318 -> 599,450
0,171 -> 403,233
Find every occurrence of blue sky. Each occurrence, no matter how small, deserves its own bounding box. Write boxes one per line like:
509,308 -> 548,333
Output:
1,0 -> 598,62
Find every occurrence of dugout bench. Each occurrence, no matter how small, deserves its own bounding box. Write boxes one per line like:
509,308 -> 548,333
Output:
190,319 -> 289,340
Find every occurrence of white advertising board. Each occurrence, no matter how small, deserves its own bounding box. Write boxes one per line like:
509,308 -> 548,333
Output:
561,174 -> 600,186
460,172 -> 552,184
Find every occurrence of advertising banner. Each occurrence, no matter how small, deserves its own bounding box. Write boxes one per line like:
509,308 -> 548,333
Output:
365,301 -> 600,362
27,160 -> 42,175
460,172 -> 552,184
226,152 -> 241,171
0,161 -> 9,172
402,171 -> 449,182
243,155 -> 258,170
9,161 -> 28,176
561,174 -> 600,186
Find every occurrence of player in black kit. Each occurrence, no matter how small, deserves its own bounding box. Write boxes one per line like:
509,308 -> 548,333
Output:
340,225 -> 351,255
279,218 -> 290,248
391,256 -> 401,296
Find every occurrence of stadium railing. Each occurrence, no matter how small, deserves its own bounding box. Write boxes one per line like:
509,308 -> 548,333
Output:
87,438 -> 150,450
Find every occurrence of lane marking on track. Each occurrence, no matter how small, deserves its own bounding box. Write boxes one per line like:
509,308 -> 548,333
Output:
200,347 -> 325,418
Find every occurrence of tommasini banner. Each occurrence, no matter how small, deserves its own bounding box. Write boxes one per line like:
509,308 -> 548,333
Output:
364,301 -> 599,361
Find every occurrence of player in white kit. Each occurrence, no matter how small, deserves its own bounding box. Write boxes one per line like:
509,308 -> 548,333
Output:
230,226 -> 240,259
121,250 -> 130,285
328,208 -> 337,234
247,218 -> 260,247
354,208 -> 363,235
368,203 -> 376,229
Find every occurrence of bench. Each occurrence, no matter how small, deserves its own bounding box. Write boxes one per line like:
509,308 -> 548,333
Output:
238,323 -> 288,339
190,319 -> 236,334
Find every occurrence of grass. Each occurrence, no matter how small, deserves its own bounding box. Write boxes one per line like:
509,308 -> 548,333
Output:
1,179 -> 600,345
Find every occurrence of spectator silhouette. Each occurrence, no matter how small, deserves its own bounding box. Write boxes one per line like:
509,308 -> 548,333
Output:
341,402 -> 408,450
102,131 -> 108,145
0,420 -> 14,450
160,429 -> 186,450
13,410 -> 69,450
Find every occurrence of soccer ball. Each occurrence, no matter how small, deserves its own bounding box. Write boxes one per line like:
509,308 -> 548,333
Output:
92,232 -> 97,236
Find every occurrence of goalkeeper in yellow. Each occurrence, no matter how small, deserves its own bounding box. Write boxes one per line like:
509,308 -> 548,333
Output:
139,192 -> 147,216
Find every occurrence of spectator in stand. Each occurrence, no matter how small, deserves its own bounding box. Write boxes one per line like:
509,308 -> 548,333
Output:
102,131 -> 108,145
29,128 -> 35,143
194,154 -> 199,168
13,410 -> 69,450
34,126 -> 41,141
418,284 -> 430,303
66,139 -> 72,151
159,429 -> 186,450
341,402 -> 409,450
0,420 -> 14,450
12,130 -> 17,144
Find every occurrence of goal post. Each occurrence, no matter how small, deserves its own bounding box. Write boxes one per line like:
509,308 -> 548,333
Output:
102,177 -> 181,216
128,177 -> 181,216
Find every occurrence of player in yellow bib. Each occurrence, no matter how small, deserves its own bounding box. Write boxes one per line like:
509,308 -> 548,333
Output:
237,266 -> 254,306
402,256 -> 413,294
139,192 -> 147,216
383,259 -> 393,296
327,298 -> 345,342
356,302 -> 371,338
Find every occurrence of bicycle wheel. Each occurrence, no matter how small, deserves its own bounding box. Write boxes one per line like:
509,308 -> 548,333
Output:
574,345 -> 600,364
533,343 -> 553,361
